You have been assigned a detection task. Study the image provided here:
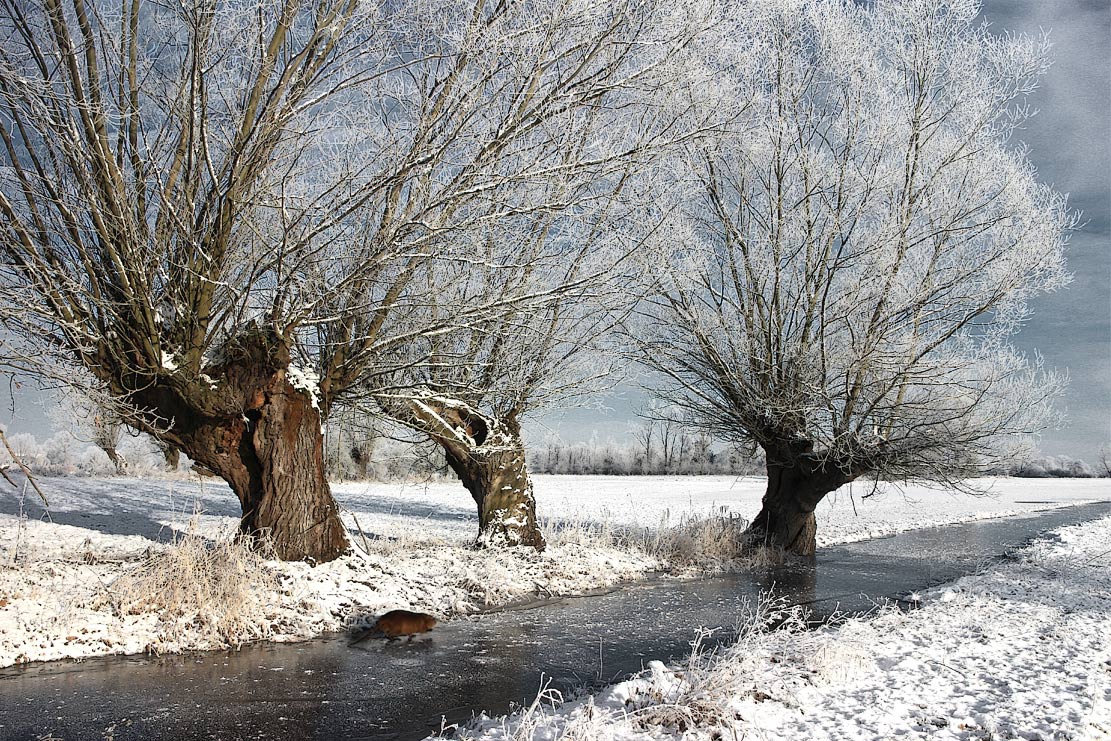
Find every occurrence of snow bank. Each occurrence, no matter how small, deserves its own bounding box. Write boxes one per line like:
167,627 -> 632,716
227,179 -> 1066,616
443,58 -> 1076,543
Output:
451,514 -> 1111,740
0,475 -> 1106,669
0,515 -> 660,668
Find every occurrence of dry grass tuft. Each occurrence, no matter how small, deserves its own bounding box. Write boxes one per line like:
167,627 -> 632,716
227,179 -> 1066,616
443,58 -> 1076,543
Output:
99,529 -> 278,647
541,511 -> 621,550
626,599 -> 807,733
639,507 -> 752,567
546,506 -> 785,573
451,598 -> 819,740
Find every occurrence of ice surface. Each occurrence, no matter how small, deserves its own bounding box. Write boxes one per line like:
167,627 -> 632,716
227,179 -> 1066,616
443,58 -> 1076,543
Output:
457,513 -> 1111,740
0,474 -> 1107,669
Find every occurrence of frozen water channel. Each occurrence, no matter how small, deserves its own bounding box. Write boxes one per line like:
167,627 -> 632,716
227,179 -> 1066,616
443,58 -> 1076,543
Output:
2,501 -> 1110,740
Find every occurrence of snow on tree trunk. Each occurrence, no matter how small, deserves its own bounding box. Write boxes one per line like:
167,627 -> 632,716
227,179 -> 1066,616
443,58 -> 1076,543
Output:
103,446 -> 127,476
407,400 -> 545,550
443,438 -> 545,551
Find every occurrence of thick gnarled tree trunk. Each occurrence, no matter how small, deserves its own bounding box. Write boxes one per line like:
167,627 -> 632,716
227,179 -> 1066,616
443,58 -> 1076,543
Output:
129,330 -> 349,563
443,435 -> 545,550
405,399 -> 545,550
219,376 -> 347,562
745,443 -> 851,556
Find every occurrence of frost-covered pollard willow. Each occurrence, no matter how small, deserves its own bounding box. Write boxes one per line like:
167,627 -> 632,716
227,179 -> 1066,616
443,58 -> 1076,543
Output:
636,0 -> 1073,554
375,233 -> 643,550
0,0 -> 707,562
367,77 -> 703,550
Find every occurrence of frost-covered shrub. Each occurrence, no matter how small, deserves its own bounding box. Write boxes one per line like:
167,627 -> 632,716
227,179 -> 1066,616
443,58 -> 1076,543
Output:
99,532 -> 279,647
1011,455 -> 1095,478
1,432 -> 46,469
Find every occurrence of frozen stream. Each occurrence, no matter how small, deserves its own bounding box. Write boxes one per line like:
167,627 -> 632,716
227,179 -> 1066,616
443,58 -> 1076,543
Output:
2,501 -> 1110,740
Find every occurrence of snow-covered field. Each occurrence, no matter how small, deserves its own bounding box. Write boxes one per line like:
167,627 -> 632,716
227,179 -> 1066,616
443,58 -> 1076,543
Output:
454,513 -> 1111,740
0,474 -> 1107,668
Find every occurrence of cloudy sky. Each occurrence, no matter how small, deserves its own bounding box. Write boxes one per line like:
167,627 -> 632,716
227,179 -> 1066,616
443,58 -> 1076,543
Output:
3,0 -> 1109,463
977,0 -> 1110,462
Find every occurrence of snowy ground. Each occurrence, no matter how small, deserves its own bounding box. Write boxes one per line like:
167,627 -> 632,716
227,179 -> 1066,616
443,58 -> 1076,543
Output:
452,512 -> 1111,740
0,474 -> 1107,668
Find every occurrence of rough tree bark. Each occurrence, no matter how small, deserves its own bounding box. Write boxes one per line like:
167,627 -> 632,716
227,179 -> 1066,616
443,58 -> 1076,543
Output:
129,330 -> 348,562
407,400 -> 545,550
744,442 -> 852,556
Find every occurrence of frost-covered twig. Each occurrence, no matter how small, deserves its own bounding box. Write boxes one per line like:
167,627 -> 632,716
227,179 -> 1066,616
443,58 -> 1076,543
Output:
0,428 -> 48,507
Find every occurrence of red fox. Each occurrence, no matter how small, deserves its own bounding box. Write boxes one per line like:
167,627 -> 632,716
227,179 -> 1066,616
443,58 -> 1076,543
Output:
350,609 -> 437,645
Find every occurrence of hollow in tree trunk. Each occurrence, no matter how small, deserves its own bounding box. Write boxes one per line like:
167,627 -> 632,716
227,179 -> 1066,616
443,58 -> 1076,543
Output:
406,400 -> 545,550
745,443 -> 851,556
131,330 -> 349,563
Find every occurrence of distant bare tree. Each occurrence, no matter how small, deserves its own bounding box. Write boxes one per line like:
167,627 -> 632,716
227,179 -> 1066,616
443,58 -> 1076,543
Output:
91,412 -> 126,475
634,422 -> 656,474
635,0 -> 1072,553
46,384 -> 136,474
1096,445 -> 1111,478
156,441 -> 180,472
322,409 -> 378,481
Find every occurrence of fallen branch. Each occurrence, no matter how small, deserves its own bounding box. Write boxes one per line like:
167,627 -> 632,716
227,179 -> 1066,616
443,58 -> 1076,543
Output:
0,428 -> 49,507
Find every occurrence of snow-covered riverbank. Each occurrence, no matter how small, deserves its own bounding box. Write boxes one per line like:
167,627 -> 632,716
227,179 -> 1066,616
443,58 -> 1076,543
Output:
0,475 -> 1107,668
451,513 -> 1111,740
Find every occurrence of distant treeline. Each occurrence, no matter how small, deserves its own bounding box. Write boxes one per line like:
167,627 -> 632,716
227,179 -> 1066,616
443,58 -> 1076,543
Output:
527,432 -> 765,476
2,425 -> 1107,480
319,417 -> 770,479
1006,455 -> 1102,479
324,419 -> 1108,479
526,439 -> 1107,478
0,431 -> 169,477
